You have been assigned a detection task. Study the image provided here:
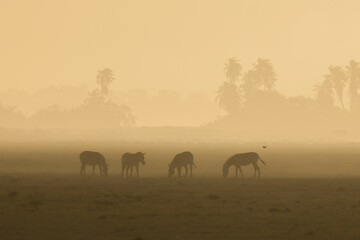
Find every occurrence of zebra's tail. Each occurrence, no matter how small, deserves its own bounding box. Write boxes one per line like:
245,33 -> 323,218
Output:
192,162 -> 197,168
259,156 -> 266,165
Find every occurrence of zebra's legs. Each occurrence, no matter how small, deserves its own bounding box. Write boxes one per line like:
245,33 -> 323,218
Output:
121,165 -> 125,178
92,165 -> 96,176
177,167 -> 181,177
239,167 -> 244,177
235,167 -> 238,177
126,166 -> 130,177
130,167 -> 133,177
99,165 -> 103,176
136,165 -> 139,178
184,166 -> 188,177
80,164 -> 86,176
252,163 -> 260,178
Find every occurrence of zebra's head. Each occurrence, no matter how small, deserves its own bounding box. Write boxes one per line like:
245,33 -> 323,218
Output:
222,164 -> 229,178
136,152 -> 145,165
168,164 -> 175,178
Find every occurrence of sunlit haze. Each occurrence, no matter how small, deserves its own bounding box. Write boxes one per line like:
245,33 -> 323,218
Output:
1,0 -> 360,96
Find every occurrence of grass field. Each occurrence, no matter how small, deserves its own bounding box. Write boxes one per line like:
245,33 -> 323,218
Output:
1,142 -> 360,177
0,142 -> 360,239
1,176 -> 360,239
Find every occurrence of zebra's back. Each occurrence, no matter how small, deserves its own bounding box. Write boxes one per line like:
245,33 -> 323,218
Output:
122,152 -> 138,166
122,152 -> 145,166
80,151 -> 106,166
227,152 -> 260,165
171,151 -> 194,167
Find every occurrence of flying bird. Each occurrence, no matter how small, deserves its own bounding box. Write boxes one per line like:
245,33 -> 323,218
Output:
262,145 -> 267,149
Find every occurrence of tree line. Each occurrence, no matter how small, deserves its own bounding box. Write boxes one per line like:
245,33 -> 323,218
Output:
0,69 -> 135,128
215,58 -> 360,130
217,58 -> 360,114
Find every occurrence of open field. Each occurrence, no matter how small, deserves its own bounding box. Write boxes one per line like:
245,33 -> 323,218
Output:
1,142 -> 360,239
1,142 -> 360,177
1,176 -> 360,239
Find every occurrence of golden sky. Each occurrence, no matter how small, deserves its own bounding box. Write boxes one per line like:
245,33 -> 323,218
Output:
1,0 -> 360,97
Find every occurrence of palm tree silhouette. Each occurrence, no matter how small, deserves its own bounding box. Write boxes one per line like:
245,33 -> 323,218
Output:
242,70 -> 257,98
314,77 -> 334,110
216,81 -> 241,114
97,68 -> 115,96
252,58 -> 276,91
324,66 -> 347,110
85,89 -> 104,106
216,58 -> 242,114
224,57 -> 242,83
346,60 -> 360,111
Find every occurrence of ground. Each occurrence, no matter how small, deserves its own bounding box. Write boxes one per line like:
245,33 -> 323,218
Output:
1,176 -> 360,240
1,142 -> 360,239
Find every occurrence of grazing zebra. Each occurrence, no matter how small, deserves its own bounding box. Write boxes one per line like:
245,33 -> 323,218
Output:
79,151 -> 108,176
168,151 -> 196,178
223,152 -> 265,178
121,152 -> 145,178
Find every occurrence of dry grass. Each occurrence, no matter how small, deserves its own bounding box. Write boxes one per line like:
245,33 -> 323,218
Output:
0,175 -> 360,239
0,142 -> 360,239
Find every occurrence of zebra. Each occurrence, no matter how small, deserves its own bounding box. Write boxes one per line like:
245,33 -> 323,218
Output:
79,151 -> 108,176
168,151 -> 196,178
223,152 -> 265,178
121,152 -> 145,178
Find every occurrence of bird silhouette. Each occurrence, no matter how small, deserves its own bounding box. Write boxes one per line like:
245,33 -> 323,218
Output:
262,145 -> 267,149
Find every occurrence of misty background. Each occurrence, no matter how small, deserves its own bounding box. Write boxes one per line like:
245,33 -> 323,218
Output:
1,0 -> 360,141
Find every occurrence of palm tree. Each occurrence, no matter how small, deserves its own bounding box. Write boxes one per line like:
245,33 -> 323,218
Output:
216,81 -> 241,114
97,68 -> 115,96
314,78 -> 334,110
85,89 -> 104,106
242,70 -> 257,98
346,60 -> 360,111
252,58 -> 276,91
224,57 -> 242,83
216,58 -> 242,114
324,66 -> 347,110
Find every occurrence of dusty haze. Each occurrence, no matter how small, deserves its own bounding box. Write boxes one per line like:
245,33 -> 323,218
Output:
1,0 -> 360,96
1,1 -> 360,137
1,0 -> 360,129
2,1 -> 360,240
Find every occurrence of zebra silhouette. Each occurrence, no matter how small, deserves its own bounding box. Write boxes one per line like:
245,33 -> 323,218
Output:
168,151 -> 196,178
121,152 -> 145,178
79,151 -> 108,176
223,152 -> 265,178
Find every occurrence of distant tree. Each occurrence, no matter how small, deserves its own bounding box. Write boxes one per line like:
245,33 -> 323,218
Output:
97,68 -> 115,96
346,60 -> 360,111
324,66 -> 347,110
82,88 -> 135,126
314,78 -> 334,110
242,69 -> 257,98
104,102 -> 135,126
85,89 -> 105,106
287,96 -> 314,111
224,57 -> 242,83
0,104 -> 26,127
252,58 -> 277,91
216,58 -> 242,114
216,82 -> 241,114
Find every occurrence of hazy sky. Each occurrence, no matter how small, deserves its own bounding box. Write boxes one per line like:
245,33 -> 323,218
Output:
1,0 -> 360,97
